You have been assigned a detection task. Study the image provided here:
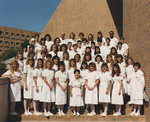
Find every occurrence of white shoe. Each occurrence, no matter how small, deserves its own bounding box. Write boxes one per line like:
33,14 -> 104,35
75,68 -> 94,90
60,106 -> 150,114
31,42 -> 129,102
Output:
90,112 -> 96,116
117,112 -> 121,116
61,111 -> 65,116
58,111 -> 62,116
37,112 -> 42,116
10,112 -> 18,115
77,112 -> 80,116
73,111 -> 76,116
113,112 -> 118,116
130,112 -> 136,116
47,111 -> 54,116
101,112 -> 107,117
24,111 -> 29,116
135,112 -> 140,116
28,111 -> 32,115
44,112 -> 49,117
34,112 -> 39,116
128,101 -> 132,104
87,112 -> 92,116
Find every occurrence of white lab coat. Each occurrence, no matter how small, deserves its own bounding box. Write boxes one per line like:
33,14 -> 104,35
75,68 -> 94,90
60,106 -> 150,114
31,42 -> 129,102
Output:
110,37 -> 118,48
130,69 -> 145,105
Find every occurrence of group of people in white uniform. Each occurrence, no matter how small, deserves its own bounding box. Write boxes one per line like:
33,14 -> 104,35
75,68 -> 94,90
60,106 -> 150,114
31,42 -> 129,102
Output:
2,31 -> 145,117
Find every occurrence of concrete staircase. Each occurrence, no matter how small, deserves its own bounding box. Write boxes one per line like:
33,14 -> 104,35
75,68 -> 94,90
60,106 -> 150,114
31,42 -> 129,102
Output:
8,102 -> 146,122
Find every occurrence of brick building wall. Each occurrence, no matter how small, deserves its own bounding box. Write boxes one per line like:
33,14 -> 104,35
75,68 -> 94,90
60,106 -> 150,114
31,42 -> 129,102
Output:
123,0 -> 150,120
40,0 -> 119,40
0,26 -> 40,54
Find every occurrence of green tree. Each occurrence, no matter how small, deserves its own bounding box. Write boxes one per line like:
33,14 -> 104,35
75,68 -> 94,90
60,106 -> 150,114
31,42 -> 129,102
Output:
0,62 -> 7,76
21,39 -> 29,49
0,48 -> 19,62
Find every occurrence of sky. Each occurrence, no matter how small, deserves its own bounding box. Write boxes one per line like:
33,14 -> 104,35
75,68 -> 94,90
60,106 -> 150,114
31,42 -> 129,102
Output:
0,0 -> 61,32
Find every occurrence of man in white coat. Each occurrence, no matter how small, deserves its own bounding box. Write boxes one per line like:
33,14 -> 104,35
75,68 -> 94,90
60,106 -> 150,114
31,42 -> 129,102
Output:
109,31 -> 118,48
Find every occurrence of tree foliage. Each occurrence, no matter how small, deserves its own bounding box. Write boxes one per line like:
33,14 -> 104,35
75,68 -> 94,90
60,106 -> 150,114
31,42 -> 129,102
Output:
0,48 -> 19,62
0,62 -> 7,76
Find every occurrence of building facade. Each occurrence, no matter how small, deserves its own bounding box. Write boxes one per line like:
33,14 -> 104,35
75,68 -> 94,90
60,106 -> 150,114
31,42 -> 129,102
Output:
0,26 -> 40,54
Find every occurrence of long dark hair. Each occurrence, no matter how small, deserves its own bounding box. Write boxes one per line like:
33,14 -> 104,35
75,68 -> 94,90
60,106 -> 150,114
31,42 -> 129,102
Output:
58,61 -> 66,72
94,46 -> 101,55
112,63 -> 121,77
44,34 -> 52,41
36,58 -> 44,69
97,31 -> 103,40
80,61 -> 88,70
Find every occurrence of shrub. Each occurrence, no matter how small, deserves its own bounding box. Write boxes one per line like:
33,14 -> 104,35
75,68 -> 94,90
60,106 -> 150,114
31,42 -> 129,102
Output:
21,39 -> 29,49
0,48 -> 19,62
0,62 -> 7,76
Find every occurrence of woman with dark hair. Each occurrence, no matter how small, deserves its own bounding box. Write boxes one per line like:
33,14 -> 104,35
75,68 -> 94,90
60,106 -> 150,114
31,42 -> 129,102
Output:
126,57 -> 134,99
33,58 -> 44,116
87,34 -> 94,47
23,58 -> 35,115
69,69 -> 84,116
111,63 -> 124,116
54,37 -> 61,47
44,34 -> 53,52
110,47 -> 118,63
117,54 -> 127,94
58,44 -> 67,60
95,55 -> 103,72
129,62 -> 145,116
55,61 -> 69,116
62,51 -> 70,70
98,63 -> 111,116
85,62 -> 99,116
96,31 -> 106,46
49,44 -> 59,58
80,61 -> 88,81
83,53 -> 92,65
36,38 -> 46,53
93,46 -> 101,61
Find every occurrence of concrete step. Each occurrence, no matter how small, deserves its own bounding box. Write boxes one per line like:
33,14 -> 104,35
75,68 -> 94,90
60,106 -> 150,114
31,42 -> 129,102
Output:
8,110 -> 146,122
8,106 -> 146,122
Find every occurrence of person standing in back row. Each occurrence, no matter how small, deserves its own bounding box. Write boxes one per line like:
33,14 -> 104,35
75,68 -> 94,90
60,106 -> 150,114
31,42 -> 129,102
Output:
109,31 -> 118,48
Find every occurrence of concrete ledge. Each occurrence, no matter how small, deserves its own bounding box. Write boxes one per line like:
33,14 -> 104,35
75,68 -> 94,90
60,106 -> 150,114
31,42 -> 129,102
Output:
0,77 -> 10,122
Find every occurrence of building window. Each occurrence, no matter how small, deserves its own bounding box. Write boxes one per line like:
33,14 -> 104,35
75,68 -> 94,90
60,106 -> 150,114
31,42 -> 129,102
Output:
16,34 -> 20,36
11,33 -> 14,35
27,35 -> 30,38
0,31 -> 3,35
5,32 -> 9,35
16,42 -> 20,45
22,34 -> 25,37
11,42 -> 14,44
0,40 -> 3,47
5,41 -> 8,44
0,49 -> 2,52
